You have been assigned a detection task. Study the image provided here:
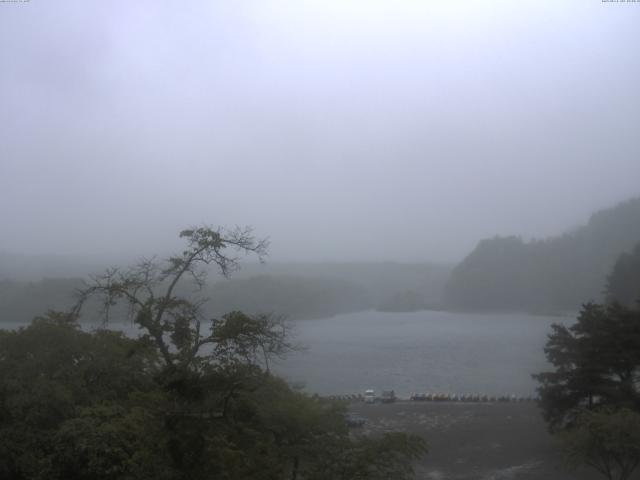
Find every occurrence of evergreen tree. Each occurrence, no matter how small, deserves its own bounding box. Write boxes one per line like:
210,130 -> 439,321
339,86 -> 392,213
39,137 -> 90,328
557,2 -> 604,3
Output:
606,243 -> 640,307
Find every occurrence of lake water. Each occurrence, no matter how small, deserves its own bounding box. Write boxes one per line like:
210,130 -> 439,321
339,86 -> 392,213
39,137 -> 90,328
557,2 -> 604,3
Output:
1,309 -> 570,398
272,310 -> 569,398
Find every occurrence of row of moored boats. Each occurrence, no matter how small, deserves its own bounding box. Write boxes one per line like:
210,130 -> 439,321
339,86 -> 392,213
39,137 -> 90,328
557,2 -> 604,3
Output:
410,393 -> 537,402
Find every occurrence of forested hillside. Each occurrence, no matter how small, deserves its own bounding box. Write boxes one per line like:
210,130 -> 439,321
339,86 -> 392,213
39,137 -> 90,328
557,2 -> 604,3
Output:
0,276 -> 368,323
606,242 -> 640,307
445,198 -> 640,312
234,262 -> 452,313
0,262 -> 451,323
206,275 -> 370,319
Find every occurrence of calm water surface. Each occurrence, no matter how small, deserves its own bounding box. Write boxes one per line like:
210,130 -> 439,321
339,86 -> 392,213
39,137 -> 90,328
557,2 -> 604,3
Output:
2,309 -> 569,398
272,310 -> 569,398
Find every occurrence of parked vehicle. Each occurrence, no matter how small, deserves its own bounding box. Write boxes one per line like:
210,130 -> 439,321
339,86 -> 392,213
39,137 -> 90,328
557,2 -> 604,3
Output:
364,389 -> 376,403
381,390 -> 396,403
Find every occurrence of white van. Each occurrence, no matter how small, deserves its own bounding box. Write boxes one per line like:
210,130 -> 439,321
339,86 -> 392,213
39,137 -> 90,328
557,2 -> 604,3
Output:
364,389 -> 376,403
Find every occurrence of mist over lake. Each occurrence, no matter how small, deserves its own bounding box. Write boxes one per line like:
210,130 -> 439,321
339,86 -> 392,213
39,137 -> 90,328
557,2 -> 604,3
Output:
272,310 -> 567,398
2,2 -> 639,477
0,309 -> 564,399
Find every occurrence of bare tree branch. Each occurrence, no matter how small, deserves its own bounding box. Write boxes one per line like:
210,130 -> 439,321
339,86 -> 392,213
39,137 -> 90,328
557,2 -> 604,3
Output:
72,225 -> 270,372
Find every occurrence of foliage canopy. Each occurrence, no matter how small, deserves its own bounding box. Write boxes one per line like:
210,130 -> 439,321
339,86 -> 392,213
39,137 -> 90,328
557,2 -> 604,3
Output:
533,302 -> 640,430
534,301 -> 640,480
560,408 -> 640,480
0,226 -> 427,480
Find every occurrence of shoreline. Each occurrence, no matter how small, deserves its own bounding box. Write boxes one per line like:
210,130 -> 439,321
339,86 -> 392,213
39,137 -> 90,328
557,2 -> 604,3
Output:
350,401 -> 598,480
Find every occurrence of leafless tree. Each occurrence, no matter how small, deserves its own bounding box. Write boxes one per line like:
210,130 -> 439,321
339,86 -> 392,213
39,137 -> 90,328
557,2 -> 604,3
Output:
72,225 -> 294,371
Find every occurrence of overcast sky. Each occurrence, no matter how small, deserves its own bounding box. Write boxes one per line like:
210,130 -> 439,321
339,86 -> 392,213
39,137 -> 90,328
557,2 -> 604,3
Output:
1,0 -> 639,262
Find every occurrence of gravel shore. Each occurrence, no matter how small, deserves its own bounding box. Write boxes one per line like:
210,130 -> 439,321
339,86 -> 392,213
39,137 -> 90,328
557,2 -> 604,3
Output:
349,401 -> 600,480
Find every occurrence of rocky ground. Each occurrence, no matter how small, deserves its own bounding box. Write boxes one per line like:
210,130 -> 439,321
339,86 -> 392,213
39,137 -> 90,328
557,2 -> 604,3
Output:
349,401 -> 601,480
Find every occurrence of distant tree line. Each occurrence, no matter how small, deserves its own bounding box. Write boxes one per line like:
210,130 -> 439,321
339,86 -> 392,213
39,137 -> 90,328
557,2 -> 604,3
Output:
0,275 -> 370,324
206,275 -> 370,319
0,263 -> 453,323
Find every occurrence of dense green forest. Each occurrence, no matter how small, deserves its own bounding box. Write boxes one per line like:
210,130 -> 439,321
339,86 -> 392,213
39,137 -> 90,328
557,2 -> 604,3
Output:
0,313 -> 426,480
445,198 -> 640,312
0,227 -> 427,480
534,301 -> 640,480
